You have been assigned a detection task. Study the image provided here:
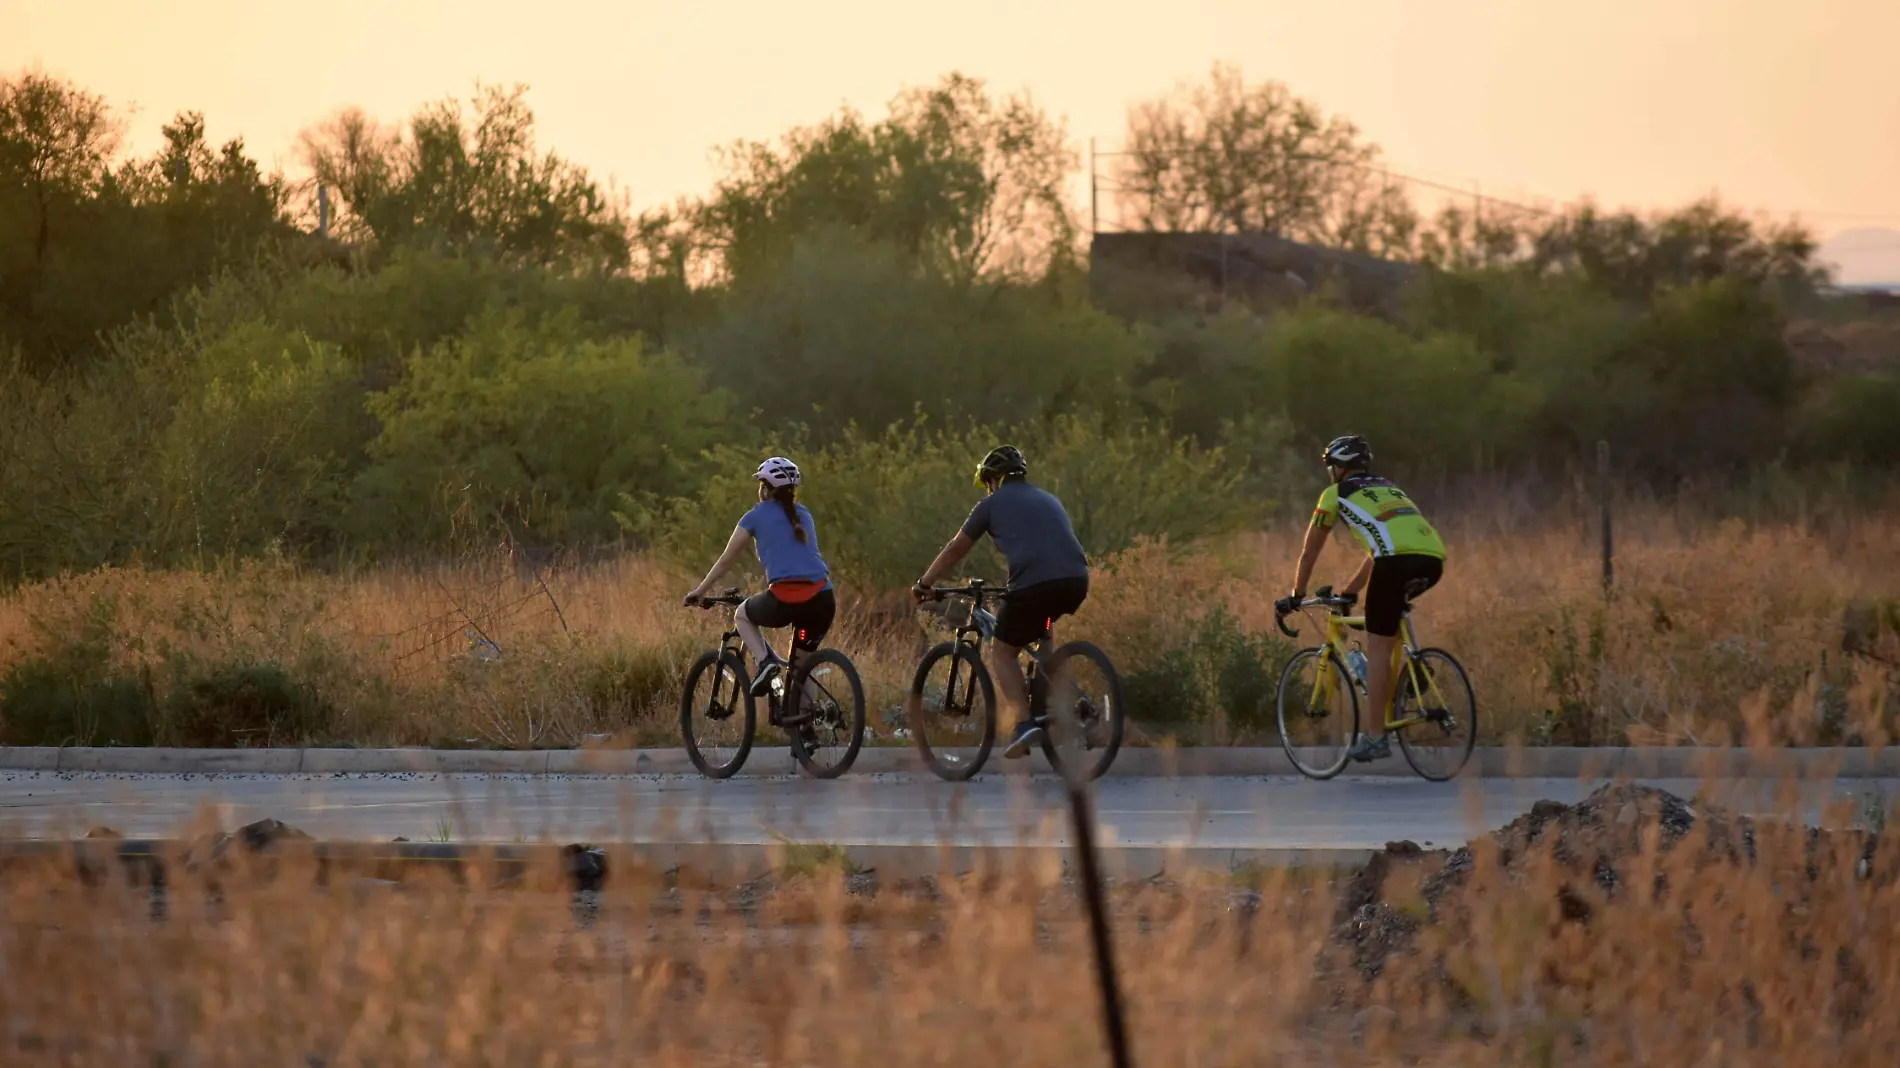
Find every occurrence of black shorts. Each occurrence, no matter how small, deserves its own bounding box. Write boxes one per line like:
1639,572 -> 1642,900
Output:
740,587 -> 836,654
1365,554 -> 1443,638
994,576 -> 1089,648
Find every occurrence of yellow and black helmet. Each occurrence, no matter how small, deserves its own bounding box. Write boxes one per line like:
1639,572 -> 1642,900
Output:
973,445 -> 1027,487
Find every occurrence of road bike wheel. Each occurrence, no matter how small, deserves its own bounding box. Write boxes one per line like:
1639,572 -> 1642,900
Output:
680,649 -> 756,779
787,649 -> 866,779
1394,647 -> 1477,782
908,641 -> 996,781
1039,641 -> 1125,783
1276,647 -> 1360,781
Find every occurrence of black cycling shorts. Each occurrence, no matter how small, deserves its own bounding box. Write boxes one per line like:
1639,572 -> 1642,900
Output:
1365,554 -> 1443,638
740,587 -> 836,654
994,576 -> 1089,648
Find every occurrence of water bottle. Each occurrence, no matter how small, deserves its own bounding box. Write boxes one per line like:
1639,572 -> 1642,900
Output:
1345,648 -> 1368,686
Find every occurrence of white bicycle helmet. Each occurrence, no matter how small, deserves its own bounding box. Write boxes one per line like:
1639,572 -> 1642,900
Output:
754,456 -> 802,488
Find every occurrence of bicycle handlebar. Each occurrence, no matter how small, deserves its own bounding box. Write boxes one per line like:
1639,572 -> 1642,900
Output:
684,586 -> 746,609
1273,584 -> 1356,637
922,581 -> 1010,602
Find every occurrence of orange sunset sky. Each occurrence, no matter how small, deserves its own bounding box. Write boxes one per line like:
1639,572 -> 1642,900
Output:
5,0 -> 1897,279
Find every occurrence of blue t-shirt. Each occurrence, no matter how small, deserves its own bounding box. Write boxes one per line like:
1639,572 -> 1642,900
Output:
739,501 -> 830,587
960,478 -> 1089,589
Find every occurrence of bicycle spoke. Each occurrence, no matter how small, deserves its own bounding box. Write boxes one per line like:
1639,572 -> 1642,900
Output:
1277,648 -> 1359,780
1394,649 -> 1477,781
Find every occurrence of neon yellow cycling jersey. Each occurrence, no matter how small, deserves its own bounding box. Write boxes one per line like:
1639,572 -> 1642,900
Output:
1311,474 -> 1446,559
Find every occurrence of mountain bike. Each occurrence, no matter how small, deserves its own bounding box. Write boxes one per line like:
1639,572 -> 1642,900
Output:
680,587 -> 866,780
1273,584 -> 1476,781
908,580 -> 1124,782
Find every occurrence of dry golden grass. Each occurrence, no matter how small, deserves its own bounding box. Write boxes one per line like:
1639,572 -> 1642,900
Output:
1,504 -> 1896,748
0,780 -> 1893,1065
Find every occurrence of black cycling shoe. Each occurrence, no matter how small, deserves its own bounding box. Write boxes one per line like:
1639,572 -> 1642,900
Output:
749,658 -> 784,699
1002,719 -> 1046,759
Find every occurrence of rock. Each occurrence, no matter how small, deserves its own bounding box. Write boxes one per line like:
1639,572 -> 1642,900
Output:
237,818 -> 310,852
563,844 -> 608,892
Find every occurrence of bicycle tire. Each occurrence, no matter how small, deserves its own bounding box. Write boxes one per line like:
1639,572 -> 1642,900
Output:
680,648 -> 756,779
1038,641 -> 1125,783
1394,647 -> 1477,782
787,649 -> 866,779
908,641 -> 997,781
1276,647 -> 1360,780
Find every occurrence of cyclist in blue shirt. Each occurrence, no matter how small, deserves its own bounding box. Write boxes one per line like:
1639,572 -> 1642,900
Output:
912,445 -> 1091,758
684,457 -> 835,700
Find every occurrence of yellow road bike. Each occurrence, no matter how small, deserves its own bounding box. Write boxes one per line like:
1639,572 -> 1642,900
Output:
1273,584 -> 1476,781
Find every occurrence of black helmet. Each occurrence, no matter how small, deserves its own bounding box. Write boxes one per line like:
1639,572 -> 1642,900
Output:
1321,434 -> 1372,470
974,445 -> 1027,487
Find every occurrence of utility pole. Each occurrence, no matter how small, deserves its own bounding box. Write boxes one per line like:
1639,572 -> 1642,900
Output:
317,185 -> 330,239
1089,137 -> 1099,237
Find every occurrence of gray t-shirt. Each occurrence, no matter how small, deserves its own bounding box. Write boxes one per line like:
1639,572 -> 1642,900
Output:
960,478 -> 1089,589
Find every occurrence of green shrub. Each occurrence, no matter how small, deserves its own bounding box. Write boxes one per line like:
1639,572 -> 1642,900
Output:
356,310 -> 731,548
1121,605 -> 1294,740
647,415 -> 1256,591
0,588 -> 155,746
0,658 -> 155,746
1799,373 -> 1900,467
576,641 -> 681,728
162,661 -> 335,747
145,320 -> 366,561
685,231 -> 1145,437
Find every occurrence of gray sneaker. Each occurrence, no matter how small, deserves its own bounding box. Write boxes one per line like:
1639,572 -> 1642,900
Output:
1002,719 -> 1046,759
1347,735 -> 1391,763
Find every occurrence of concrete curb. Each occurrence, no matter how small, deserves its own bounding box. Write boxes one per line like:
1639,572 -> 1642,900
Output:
2,745 -> 1897,779
0,836 -> 1375,883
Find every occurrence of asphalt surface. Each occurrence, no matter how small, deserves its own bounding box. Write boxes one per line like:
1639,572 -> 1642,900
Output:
1,769 -> 1891,849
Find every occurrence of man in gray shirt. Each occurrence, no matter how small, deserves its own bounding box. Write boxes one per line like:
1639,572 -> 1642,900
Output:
913,445 -> 1090,757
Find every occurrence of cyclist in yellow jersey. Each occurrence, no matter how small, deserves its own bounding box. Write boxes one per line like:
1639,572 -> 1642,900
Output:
1274,435 -> 1446,763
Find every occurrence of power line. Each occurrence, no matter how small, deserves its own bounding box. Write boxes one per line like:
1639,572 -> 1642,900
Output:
1090,149 -> 1563,227
1090,142 -> 1895,232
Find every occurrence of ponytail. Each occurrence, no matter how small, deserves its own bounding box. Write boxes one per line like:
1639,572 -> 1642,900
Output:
772,485 -> 807,543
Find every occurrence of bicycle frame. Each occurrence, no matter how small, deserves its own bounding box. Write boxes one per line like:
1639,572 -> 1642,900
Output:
1307,607 -> 1451,732
940,590 -> 1053,714
697,593 -> 806,724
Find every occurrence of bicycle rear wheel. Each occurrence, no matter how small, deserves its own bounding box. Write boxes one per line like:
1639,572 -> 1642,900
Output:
680,649 -> 755,779
908,641 -> 996,781
1276,647 -> 1360,780
1038,641 -> 1125,783
787,649 -> 866,779
1393,648 -> 1477,782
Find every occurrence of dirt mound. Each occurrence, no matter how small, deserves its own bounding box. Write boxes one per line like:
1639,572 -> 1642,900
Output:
1313,783 -> 1890,1043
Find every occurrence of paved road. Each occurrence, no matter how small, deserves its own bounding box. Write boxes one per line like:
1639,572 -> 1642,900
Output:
1,770 -> 1890,849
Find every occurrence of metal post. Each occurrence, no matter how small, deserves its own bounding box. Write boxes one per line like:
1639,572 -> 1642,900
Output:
1088,137 -> 1099,237
1067,780 -> 1133,1068
317,185 -> 330,239
1597,440 -> 1613,596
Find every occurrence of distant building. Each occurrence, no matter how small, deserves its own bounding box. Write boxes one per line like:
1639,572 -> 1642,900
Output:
1089,231 -> 1418,320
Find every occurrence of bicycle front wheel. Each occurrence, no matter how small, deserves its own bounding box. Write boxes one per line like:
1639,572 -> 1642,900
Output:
787,649 -> 866,779
1039,641 -> 1125,783
1393,648 -> 1477,782
1276,647 -> 1360,780
681,649 -> 755,779
909,641 -> 996,781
